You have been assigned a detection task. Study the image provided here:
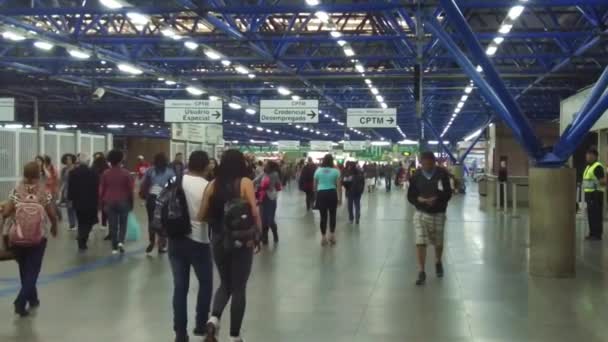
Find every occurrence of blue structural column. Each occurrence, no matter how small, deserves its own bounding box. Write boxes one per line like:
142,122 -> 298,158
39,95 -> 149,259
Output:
436,0 -> 543,160
550,65 -> 608,163
423,118 -> 457,164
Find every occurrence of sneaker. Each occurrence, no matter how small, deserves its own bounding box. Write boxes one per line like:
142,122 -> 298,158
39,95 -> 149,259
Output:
329,233 -> 337,245
14,305 -> 29,317
145,244 -> 154,254
118,243 -> 125,254
28,300 -> 40,310
112,249 -> 119,255
415,271 -> 426,286
230,337 -> 244,342
321,236 -> 328,246
355,219 -> 360,225
193,324 -> 206,336
203,318 -> 219,342
68,226 -> 77,231
436,262 -> 444,278
159,247 -> 168,254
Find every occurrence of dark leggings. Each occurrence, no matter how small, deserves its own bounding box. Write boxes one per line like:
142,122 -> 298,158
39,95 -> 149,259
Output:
317,189 -> 338,235
145,195 -> 166,248
211,241 -> 254,337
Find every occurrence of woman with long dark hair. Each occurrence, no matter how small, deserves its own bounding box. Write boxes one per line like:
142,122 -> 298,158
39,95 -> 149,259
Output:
314,154 -> 342,246
91,152 -> 110,232
342,161 -> 365,224
198,149 -> 261,342
60,153 -> 78,230
141,152 -> 175,254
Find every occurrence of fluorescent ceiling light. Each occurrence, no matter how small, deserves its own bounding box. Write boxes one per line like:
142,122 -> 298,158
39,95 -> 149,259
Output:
228,102 -> 242,109
4,124 -> 23,129
337,40 -> 347,46
370,87 -> 379,95
232,140 -> 239,144
248,74 -> 256,79
498,24 -> 513,34
330,31 -> 342,38
184,41 -> 199,50
355,64 -> 365,73
493,37 -> 505,45
376,95 -> 384,103
507,5 -> 525,20
371,141 -> 391,146
126,12 -> 150,25
463,129 -> 483,142
428,140 -> 450,145
302,127 -> 309,131
221,59 -> 231,66
486,45 -> 498,56
256,127 -> 263,131
117,63 -> 143,75
100,0 -> 124,9
455,107 -> 461,113
107,124 -> 125,129
157,77 -> 165,81
68,49 -> 91,59
461,95 -> 469,102
246,108 -> 256,115
315,11 -> 330,23
209,95 -> 220,101
277,86 -> 292,96
399,139 -> 418,145
165,80 -> 176,85
204,49 -> 221,60
2,31 -> 26,41
292,95 -> 301,100
381,102 -> 388,109
275,131 -> 280,134
457,101 -> 465,108
306,0 -> 320,5
464,86 -> 473,94
343,47 -> 355,57
365,79 -> 372,85
295,125 -> 301,128
250,140 -> 265,144
234,65 -> 249,74
33,41 -> 54,50
186,86 -> 205,96
476,65 -> 483,72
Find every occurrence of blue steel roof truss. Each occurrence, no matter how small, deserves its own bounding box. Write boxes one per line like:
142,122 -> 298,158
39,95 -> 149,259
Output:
0,0 -> 606,144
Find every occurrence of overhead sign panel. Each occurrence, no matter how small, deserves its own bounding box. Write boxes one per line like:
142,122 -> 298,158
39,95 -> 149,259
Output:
343,140 -> 368,151
0,98 -> 15,122
164,99 -> 223,123
277,140 -> 300,151
260,100 -> 319,123
310,140 -> 334,151
347,108 -> 397,128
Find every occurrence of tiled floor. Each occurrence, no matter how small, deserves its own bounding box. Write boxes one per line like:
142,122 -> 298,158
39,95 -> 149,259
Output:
1,182 -> 607,341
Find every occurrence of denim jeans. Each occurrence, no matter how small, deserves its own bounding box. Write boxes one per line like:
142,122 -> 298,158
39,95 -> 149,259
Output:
169,237 -> 213,335
13,239 -> 47,310
347,193 -> 362,222
105,200 -> 129,249
261,197 -> 278,242
66,205 -> 77,228
146,195 -> 166,248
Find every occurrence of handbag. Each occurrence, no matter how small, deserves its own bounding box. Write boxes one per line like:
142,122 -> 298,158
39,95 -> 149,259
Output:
126,212 -> 141,242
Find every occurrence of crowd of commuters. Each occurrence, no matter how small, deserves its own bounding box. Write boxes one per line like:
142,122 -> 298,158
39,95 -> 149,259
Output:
0,147 -> 463,341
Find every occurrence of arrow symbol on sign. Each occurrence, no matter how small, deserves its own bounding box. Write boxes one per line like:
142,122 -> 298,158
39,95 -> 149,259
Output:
212,111 -> 221,119
387,117 -> 395,124
308,111 -> 317,119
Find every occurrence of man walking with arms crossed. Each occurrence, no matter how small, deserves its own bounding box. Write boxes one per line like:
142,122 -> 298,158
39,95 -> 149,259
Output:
408,152 -> 453,286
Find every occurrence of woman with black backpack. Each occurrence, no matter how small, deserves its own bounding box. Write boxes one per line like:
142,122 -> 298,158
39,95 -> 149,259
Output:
198,149 -> 261,342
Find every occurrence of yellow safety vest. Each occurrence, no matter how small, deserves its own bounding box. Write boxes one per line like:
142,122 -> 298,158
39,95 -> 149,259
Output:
583,162 -> 605,192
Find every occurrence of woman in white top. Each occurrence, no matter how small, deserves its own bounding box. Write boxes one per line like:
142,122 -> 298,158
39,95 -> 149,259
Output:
169,151 -> 213,342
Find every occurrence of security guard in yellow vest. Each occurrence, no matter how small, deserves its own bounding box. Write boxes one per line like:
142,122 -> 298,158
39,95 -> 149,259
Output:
583,149 -> 605,240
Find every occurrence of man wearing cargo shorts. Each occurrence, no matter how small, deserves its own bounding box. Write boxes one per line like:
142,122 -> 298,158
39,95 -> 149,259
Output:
407,152 -> 452,286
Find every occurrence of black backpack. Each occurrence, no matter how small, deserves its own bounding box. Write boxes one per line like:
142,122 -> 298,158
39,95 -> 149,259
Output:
221,179 -> 258,249
152,177 -> 191,238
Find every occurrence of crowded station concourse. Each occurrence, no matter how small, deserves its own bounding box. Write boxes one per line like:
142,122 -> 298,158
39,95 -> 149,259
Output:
1,1 -> 608,341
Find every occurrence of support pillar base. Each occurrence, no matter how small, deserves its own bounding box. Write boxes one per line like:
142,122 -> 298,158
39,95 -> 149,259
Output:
529,167 -> 576,278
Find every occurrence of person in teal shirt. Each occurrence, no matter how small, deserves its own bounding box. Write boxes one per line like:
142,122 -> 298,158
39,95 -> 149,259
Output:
314,154 -> 342,246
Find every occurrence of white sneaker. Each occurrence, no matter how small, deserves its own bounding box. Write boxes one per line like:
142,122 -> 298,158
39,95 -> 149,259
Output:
111,249 -> 119,255
118,243 -> 125,254
230,337 -> 244,342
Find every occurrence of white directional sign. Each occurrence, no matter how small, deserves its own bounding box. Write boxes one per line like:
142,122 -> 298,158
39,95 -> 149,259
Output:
347,108 -> 397,128
277,140 -> 300,151
260,100 -> 319,123
0,98 -> 15,122
310,140 -> 334,151
164,99 -> 223,123
343,140 -> 368,151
